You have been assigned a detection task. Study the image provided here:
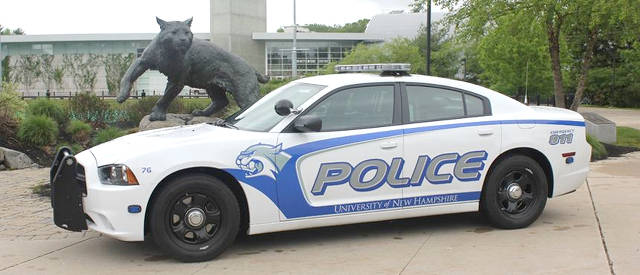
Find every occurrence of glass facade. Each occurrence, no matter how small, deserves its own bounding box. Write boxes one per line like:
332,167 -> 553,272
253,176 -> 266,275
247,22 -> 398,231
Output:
266,40 -> 359,78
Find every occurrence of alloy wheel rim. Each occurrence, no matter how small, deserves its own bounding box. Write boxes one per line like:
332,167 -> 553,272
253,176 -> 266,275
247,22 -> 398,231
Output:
497,168 -> 536,215
169,192 -> 221,244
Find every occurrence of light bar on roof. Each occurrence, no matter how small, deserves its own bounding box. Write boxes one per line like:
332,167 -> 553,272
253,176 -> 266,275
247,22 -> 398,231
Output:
334,63 -> 411,73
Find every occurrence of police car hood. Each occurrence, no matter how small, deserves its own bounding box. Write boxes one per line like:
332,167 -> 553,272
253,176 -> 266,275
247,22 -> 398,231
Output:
89,123 -> 235,166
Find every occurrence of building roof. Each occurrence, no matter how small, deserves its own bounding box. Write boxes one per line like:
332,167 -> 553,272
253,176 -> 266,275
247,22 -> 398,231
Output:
252,32 -> 384,42
364,12 -> 444,40
0,33 -> 210,43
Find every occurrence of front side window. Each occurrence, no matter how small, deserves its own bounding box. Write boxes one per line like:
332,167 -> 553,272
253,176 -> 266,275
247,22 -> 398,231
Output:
406,86 -> 465,122
227,83 -> 326,132
305,85 -> 395,131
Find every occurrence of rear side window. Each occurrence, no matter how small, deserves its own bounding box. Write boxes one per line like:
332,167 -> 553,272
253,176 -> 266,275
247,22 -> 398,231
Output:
465,94 -> 485,116
406,86 -> 464,122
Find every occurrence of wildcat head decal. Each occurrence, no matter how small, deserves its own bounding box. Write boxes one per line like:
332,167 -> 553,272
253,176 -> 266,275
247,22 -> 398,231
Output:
236,144 -> 291,180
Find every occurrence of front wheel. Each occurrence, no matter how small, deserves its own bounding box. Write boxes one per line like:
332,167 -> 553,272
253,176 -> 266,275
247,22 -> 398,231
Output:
150,174 -> 240,262
480,155 -> 548,229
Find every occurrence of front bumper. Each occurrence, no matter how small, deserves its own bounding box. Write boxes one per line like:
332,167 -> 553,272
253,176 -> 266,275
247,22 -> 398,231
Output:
50,147 -> 88,231
50,148 -> 147,241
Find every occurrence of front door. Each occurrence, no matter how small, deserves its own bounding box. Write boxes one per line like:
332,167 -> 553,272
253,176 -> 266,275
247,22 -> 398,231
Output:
275,84 -> 405,220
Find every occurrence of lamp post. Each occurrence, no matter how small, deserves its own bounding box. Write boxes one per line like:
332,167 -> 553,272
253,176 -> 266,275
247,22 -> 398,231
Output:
462,58 -> 467,81
524,60 -> 529,105
0,33 -> 3,92
426,0 -> 431,75
292,0 -> 298,78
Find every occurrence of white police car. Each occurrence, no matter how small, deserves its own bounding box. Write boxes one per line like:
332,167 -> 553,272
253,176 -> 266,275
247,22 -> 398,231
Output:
50,64 -> 590,262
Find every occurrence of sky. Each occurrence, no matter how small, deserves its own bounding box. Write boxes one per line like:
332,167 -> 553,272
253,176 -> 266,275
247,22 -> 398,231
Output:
0,0 -> 444,35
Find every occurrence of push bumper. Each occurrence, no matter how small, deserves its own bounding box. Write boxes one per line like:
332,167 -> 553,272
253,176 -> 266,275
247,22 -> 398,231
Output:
50,147 -> 88,232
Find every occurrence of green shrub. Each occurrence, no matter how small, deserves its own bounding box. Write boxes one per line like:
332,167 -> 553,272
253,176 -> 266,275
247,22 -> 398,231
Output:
0,82 -> 27,119
66,120 -> 92,143
93,127 -> 126,146
68,93 -> 127,127
587,134 -> 607,161
27,98 -> 67,125
18,115 -> 59,146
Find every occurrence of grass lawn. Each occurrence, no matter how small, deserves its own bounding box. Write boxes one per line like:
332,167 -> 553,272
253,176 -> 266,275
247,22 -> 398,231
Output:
616,126 -> 640,148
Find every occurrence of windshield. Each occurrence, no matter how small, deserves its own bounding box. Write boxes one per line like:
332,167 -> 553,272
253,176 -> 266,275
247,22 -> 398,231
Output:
226,83 -> 326,132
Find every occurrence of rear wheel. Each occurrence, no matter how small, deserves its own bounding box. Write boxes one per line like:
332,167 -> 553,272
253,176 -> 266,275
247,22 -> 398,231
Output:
150,174 -> 240,262
481,155 -> 548,229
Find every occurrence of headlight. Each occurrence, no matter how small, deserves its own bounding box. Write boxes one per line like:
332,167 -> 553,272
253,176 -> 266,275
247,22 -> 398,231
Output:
98,165 -> 139,185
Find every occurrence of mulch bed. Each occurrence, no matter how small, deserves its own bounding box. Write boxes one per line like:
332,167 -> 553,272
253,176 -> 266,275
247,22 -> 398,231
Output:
603,143 -> 640,157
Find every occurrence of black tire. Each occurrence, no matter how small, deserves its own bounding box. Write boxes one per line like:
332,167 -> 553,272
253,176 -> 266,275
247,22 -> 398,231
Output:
480,155 -> 548,229
150,174 -> 240,262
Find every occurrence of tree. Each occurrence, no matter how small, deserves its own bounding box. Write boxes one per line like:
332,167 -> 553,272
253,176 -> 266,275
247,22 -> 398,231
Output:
102,53 -> 134,95
0,26 -> 24,35
0,25 -> 26,87
14,55 -> 42,92
413,23 -> 463,79
52,67 -> 65,91
278,19 -> 371,33
325,38 -> 426,74
1,57 -> 10,83
433,0 -> 640,110
474,12 -> 554,98
39,55 -> 55,91
63,54 -> 101,92
409,0 -> 429,13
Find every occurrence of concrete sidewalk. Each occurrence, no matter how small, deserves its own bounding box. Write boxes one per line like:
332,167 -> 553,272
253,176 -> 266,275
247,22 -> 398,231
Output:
1,153 -> 638,274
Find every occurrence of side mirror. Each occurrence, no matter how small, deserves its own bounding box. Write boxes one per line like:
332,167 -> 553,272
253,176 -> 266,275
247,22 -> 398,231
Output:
274,99 -> 294,116
294,115 -> 322,132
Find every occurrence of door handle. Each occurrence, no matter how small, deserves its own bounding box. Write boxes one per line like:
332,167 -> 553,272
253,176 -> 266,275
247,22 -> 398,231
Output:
477,128 -> 494,136
380,141 -> 398,149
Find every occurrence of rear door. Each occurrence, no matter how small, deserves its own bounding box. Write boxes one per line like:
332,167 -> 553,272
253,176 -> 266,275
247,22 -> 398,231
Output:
400,83 -> 501,208
275,83 -> 405,220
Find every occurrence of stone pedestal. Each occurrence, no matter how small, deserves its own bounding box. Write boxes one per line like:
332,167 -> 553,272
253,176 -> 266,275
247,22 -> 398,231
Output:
581,112 -> 616,144
139,114 -> 222,131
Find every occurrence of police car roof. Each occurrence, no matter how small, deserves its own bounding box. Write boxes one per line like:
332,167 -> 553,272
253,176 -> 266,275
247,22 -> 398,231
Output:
294,73 -> 532,115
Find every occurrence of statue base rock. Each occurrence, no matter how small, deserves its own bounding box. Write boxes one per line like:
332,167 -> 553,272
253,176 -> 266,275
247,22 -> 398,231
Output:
139,114 -> 222,131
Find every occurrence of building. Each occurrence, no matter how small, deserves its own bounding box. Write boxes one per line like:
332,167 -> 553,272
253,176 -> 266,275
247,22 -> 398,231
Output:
0,33 -> 211,96
365,12 -> 442,41
253,11 -> 437,78
253,32 -> 384,78
0,0 -> 432,95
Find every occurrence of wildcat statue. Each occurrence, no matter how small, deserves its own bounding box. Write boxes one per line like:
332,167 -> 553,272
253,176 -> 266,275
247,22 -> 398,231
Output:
117,17 -> 269,121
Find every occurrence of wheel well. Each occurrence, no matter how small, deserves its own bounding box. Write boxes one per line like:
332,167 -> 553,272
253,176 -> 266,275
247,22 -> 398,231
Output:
486,148 -> 554,197
144,167 -> 249,236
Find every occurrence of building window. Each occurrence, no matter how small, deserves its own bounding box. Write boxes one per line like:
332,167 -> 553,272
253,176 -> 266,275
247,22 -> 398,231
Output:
137,48 -> 144,57
30,44 -> 54,55
265,41 -> 357,79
